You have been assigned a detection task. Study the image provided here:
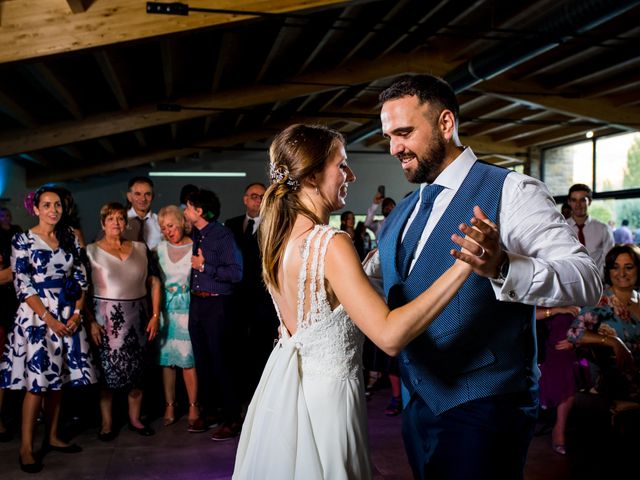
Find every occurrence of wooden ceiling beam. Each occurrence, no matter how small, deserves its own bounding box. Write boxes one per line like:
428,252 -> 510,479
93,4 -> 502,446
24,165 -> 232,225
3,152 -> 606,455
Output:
0,52 -> 453,157
0,0 -> 350,65
65,0 -> 92,14
94,50 -> 129,110
0,88 -> 38,127
476,78 -> 640,131
23,63 -> 83,119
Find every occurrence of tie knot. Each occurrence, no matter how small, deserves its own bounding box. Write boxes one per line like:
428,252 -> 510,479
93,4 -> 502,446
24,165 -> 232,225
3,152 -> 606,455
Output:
420,184 -> 444,206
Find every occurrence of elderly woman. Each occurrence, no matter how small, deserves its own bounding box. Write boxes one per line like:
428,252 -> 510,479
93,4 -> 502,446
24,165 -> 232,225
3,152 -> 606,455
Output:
86,202 -> 161,440
156,205 -> 198,429
562,245 -> 638,399
0,186 -> 96,473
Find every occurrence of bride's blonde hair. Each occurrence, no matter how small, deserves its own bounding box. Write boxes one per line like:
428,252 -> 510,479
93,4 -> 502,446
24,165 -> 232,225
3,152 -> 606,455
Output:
260,124 -> 345,291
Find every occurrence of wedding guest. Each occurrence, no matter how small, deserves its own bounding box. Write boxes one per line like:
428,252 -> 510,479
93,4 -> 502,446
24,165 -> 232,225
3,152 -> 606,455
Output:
122,176 -> 162,250
535,305 -> 581,455
156,206 -> 199,429
0,186 -> 96,473
562,245 -> 639,399
184,189 -> 243,440
85,202 -> 161,441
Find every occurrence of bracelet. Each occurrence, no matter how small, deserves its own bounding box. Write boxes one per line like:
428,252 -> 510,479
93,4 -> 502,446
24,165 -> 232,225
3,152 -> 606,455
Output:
198,263 -> 205,273
545,308 -> 551,318
39,310 -> 50,321
600,335 -> 608,344
151,313 -> 159,319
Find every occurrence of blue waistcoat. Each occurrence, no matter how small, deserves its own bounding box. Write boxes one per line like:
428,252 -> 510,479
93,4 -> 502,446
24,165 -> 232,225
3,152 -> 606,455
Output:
378,161 -> 538,415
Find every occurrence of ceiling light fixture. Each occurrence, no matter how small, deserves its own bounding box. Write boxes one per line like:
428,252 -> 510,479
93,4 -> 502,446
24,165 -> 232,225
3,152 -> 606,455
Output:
149,171 -> 247,178
586,131 -> 594,138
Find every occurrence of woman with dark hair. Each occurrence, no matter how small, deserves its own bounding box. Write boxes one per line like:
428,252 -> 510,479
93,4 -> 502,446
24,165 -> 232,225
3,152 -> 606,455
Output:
0,186 -> 96,473
339,210 -> 355,239
233,124 -> 479,478
85,202 -> 161,441
561,244 -> 638,395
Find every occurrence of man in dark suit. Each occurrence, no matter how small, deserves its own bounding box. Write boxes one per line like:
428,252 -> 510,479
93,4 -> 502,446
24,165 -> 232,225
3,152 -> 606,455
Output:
225,182 -> 279,402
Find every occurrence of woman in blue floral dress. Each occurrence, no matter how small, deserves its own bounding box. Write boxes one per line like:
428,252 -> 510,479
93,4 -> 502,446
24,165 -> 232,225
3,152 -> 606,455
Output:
561,244 -> 639,400
0,186 -> 97,473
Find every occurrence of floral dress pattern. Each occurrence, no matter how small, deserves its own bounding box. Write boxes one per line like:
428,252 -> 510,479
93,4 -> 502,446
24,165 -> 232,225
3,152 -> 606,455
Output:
0,230 -> 97,392
87,241 -> 156,390
568,287 -> 640,400
157,241 -> 194,368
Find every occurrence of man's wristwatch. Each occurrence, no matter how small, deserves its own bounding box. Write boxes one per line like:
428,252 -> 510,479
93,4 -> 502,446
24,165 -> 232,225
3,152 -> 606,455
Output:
497,255 -> 510,281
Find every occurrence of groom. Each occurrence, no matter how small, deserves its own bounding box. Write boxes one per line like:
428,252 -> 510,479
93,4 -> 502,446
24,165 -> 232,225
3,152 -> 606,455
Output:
375,75 -> 602,479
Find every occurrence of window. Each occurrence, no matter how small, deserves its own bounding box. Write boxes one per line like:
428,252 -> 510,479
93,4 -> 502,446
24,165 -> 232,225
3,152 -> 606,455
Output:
595,132 -> 640,192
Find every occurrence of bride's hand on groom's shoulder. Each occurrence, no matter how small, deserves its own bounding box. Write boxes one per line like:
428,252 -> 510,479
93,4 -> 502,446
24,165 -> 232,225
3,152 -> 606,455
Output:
450,206 -> 504,279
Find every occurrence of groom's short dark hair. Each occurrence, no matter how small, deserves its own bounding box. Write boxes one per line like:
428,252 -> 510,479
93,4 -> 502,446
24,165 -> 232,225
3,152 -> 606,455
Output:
379,74 -> 459,123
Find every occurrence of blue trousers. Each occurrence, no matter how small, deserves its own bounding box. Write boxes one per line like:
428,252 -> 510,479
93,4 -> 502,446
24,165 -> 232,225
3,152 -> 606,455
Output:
402,390 -> 538,480
188,295 -> 240,423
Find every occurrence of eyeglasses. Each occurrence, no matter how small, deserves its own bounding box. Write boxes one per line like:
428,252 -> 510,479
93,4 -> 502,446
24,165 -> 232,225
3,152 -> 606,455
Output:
246,194 -> 264,201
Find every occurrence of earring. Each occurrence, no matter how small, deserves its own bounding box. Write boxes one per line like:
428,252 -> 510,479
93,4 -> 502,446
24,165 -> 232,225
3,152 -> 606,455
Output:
315,186 -> 320,195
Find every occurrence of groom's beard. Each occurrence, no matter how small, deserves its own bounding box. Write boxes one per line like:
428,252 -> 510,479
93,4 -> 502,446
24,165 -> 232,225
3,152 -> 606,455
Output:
401,130 -> 447,184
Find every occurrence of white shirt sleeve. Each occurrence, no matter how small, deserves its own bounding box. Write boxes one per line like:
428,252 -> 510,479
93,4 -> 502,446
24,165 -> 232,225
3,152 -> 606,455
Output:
364,202 -> 380,234
492,173 -> 603,307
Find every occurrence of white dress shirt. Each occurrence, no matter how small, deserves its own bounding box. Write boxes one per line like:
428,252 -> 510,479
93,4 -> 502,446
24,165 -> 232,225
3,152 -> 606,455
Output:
566,216 -> 614,279
364,203 -> 385,235
126,207 -> 162,250
369,147 -> 602,308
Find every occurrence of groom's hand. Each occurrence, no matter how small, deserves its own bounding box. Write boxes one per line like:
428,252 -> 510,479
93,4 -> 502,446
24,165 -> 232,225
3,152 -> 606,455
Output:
450,205 -> 505,279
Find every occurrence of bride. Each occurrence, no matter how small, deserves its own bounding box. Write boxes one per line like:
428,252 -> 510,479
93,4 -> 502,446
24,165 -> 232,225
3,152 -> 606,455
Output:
233,124 -> 477,479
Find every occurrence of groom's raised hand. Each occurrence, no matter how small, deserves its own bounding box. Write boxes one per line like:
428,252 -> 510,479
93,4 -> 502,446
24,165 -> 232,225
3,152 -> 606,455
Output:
450,205 -> 506,279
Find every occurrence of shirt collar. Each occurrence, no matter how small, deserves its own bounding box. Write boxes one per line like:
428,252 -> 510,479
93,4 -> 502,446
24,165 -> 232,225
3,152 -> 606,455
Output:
128,207 -> 153,220
418,146 -> 476,197
245,214 -> 261,227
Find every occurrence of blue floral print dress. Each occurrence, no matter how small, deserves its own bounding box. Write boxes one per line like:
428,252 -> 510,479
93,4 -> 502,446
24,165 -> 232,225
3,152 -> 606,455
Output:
0,230 -> 97,392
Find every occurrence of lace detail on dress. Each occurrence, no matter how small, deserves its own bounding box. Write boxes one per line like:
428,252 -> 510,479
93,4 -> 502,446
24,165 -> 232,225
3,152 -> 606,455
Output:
291,224 -> 364,380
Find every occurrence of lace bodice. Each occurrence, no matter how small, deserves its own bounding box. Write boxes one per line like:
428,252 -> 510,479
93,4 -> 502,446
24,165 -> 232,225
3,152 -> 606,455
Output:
273,225 -> 364,380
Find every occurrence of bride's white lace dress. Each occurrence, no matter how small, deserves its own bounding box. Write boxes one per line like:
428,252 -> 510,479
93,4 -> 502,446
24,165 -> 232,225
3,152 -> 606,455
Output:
233,225 -> 371,479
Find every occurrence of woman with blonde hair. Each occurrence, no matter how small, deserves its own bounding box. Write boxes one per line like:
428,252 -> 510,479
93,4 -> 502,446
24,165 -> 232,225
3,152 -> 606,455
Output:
233,124 -> 483,479
156,205 -> 198,429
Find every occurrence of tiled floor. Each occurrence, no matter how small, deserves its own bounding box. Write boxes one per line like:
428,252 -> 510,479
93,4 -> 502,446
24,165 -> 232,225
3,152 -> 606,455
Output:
0,388 -> 614,479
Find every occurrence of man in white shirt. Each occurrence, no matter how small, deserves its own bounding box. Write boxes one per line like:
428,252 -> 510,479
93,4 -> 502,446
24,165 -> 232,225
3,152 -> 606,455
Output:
566,183 -> 614,277
374,74 -> 602,480
364,191 -> 396,235
122,176 -> 163,250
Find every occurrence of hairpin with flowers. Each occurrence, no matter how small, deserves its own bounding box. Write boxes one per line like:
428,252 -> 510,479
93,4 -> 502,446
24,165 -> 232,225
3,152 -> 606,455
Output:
24,191 -> 37,216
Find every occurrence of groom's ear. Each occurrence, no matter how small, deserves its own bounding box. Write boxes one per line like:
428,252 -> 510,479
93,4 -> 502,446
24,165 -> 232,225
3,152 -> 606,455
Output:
438,109 -> 456,142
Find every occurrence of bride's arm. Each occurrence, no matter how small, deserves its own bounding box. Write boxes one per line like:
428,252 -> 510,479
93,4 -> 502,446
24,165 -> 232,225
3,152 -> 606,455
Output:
325,234 -> 471,356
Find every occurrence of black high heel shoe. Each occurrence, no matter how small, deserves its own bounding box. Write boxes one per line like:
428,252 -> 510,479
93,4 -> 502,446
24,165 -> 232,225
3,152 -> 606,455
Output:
19,453 -> 43,474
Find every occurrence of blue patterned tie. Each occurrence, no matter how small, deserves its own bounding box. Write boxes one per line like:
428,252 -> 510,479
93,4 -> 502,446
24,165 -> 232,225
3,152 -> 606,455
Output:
397,184 -> 444,279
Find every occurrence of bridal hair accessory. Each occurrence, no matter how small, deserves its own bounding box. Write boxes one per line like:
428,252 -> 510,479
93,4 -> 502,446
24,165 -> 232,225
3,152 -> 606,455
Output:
24,191 -> 37,216
269,162 -> 300,191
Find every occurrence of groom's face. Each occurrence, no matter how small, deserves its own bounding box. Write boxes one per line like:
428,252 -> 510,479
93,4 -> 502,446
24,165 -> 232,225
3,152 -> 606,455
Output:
381,95 -> 447,184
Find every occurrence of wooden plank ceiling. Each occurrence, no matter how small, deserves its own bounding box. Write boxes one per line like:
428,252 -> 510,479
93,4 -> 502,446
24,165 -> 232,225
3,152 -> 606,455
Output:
0,0 -> 639,186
